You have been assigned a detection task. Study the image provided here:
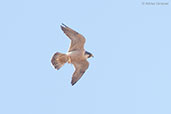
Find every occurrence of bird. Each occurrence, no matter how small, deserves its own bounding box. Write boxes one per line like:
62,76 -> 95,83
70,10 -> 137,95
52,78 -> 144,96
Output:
51,23 -> 93,86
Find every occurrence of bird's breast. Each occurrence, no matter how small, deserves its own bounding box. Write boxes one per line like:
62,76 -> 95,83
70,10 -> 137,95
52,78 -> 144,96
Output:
66,50 -> 85,62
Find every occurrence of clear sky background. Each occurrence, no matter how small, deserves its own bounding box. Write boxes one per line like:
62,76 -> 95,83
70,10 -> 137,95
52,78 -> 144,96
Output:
0,0 -> 171,114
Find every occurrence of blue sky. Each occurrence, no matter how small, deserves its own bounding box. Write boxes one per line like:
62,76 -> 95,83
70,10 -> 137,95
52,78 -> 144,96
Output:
0,0 -> 171,114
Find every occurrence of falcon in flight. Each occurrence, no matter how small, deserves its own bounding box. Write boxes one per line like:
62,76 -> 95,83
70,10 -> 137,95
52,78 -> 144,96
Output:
51,24 -> 93,86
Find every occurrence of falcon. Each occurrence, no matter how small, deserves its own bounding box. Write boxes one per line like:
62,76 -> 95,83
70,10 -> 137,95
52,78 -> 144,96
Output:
51,24 -> 93,86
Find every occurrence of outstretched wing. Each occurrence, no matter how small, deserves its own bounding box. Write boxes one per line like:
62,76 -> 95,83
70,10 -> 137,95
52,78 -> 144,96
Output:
71,60 -> 89,86
60,24 -> 86,52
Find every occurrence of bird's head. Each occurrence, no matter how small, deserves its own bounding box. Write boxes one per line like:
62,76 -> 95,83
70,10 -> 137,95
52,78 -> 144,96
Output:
85,51 -> 94,59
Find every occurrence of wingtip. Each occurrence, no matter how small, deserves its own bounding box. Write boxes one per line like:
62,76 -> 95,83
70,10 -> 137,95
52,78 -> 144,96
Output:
71,80 -> 77,86
71,82 -> 75,86
60,24 -> 65,31
61,23 -> 68,27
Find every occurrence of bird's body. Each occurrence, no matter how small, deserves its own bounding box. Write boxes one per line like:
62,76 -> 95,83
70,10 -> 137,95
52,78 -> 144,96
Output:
51,24 -> 93,86
67,50 -> 84,61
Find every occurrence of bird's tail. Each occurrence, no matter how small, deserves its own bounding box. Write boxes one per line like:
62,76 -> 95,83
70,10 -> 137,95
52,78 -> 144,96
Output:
51,52 -> 69,70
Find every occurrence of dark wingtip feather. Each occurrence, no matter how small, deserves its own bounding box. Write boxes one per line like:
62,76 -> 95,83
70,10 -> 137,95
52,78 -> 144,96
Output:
71,82 -> 75,86
60,23 -> 68,31
60,25 -> 64,30
61,23 -> 68,27
71,81 -> 76,86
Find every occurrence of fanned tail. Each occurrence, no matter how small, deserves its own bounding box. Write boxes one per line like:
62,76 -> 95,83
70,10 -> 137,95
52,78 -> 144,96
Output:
51,52 -> 69,70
